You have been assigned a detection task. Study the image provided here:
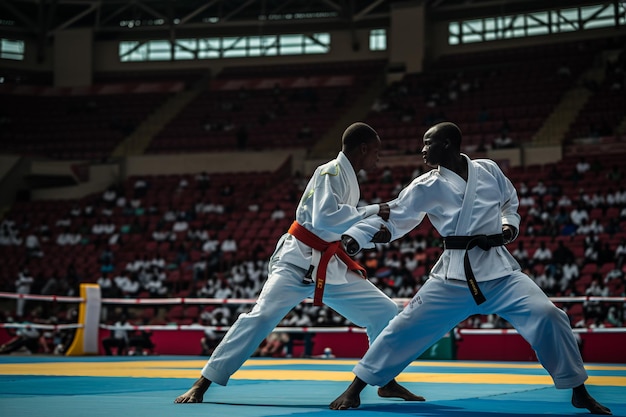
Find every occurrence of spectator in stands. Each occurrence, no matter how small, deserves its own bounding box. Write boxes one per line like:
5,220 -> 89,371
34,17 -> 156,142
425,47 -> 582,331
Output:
512,240 -> 530,269
519,193 -> 535,207
127,322 -> 155,356
575,157 -> 591,176
531,241 -> 552,266
63,263 -> 80,297
177,176 -> 189,191
38,224 -> 52,243
0,321 -> 40,354
576,218 -> 594,235
175,122 -> 422,405
152,224 -> 174,243
14,267 -> 34,318
252,331 -> 288,358
56,226 -> 81,246
281,307 -> 314,358
552,240 -> 575,265
606,306 -> 622,327
195,171 -> 210,189
492,132 -> 515,149
531,181 -> 548,197
40,270 -> 60,297
371,97 -> 389,113
118,272 -> 141,298
534,267 -> 557,295
97,272 -> 117,297
518,181 -> 529,196
270,205 -> 286,221
606,187 -> 620,207
172,215 -> 189,233
102,186 -> 117,208
102,316 -> 130,356
604,266 -> 624,287
199,319 -> 224,356
560,259 -> 580,294
583,275 -> 608,323
596,243 -> 613,267
145,273 -> 167,297
615,238 -> 626,269
212,280 -> 233,301
583,240 -> 601,266
100,258 -> 114,275
569,202 -> 589,227
133,177 -> 149,198
24,232 -> 43,258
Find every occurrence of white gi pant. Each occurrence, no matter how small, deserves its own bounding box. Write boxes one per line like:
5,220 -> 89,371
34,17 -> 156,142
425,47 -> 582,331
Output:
202,260 -> 399,385
354,271 -> 588,390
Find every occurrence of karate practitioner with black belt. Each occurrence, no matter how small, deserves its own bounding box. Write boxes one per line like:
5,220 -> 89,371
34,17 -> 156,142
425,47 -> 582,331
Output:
330,121 -> 611,415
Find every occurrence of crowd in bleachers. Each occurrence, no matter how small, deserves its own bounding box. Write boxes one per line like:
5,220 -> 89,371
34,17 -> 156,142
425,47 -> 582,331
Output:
1,150 -> 625,335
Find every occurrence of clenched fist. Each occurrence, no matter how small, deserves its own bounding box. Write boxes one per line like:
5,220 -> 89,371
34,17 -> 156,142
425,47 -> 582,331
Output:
371,224 -> 391,244
342,235 -> 361,256
378,203 -> 390,221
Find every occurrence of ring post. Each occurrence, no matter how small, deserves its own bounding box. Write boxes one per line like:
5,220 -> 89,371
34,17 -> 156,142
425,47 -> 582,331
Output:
65,283 -> 101,356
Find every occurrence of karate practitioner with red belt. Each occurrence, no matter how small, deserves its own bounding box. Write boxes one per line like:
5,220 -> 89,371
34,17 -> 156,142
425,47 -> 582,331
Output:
175,122 -> 423,404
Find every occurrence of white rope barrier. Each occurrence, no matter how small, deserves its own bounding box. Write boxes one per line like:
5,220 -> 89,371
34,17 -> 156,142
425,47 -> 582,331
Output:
0,323 -> 83,331
0,291 -> 624,336
0,292 -> 83,303
144,296 -> 623,305
4,321 -> 622,335
1,292 -> 624,305
458,327 -> 626,335
98,324 -> 367,333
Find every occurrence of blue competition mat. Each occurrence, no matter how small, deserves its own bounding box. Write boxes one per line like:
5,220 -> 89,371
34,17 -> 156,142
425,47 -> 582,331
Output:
0,356 -> 624,417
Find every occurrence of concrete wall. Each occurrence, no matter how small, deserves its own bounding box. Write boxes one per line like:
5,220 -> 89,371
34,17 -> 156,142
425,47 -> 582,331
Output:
54,28 -> 93,87
30,163 -> 120,201
389,2 -> 425,74
522,144 -> 563,166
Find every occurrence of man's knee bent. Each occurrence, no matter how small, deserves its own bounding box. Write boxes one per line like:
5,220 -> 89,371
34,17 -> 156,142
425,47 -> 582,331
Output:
534,302 -> 571,327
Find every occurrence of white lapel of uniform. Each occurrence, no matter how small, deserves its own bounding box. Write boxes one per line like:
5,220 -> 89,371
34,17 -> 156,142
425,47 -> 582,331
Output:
449,154 -> 477,279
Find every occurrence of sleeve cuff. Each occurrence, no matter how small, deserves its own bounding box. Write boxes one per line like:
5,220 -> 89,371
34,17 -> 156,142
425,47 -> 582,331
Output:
363,204 -> 380,218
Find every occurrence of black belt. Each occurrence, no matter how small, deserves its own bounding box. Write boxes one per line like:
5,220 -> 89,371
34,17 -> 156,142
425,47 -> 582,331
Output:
442,234 -> 504,305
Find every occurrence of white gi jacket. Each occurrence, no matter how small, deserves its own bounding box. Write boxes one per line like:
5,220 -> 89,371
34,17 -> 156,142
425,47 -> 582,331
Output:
275,151 -> 380,284
345,154 -> 521,283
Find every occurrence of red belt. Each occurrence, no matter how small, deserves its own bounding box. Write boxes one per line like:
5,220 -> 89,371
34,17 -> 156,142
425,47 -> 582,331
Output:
288,221 -> 366,306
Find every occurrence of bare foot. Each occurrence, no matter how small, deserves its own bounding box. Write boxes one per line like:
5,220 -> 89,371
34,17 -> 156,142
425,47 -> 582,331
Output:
329,390 -> 361,410
174,376 -> 211,403
378,379 -> 425,401
572,384 -> 612,415
329,378 -> 367,410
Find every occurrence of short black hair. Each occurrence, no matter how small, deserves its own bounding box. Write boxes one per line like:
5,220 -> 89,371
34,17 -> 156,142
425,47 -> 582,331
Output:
431,122 -> 462,149
342,122 -> 379,152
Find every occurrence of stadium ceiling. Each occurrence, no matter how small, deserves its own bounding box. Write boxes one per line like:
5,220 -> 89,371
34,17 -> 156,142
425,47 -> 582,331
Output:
0,0 -> 606,39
